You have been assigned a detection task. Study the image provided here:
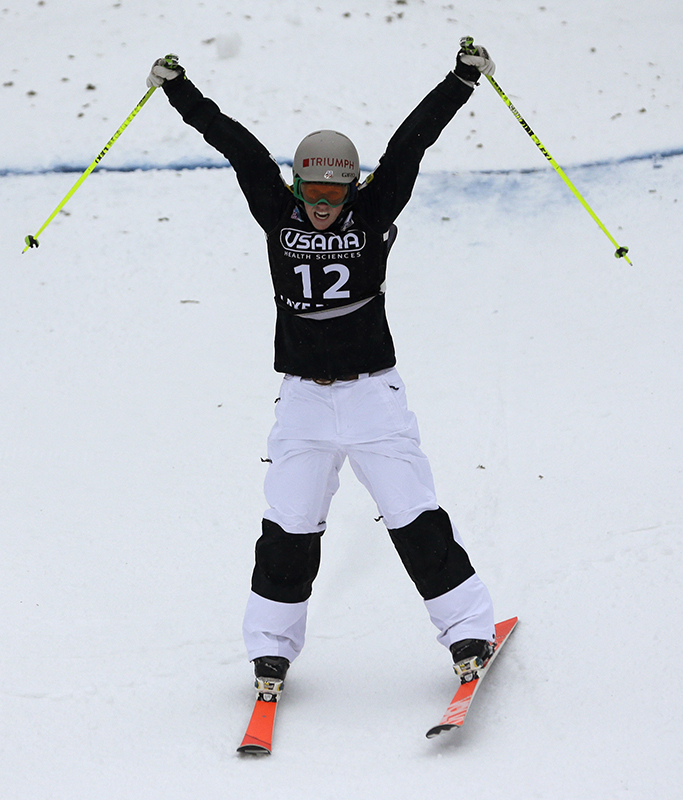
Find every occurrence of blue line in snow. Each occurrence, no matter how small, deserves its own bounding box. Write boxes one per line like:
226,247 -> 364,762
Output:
1,148 -> 682,178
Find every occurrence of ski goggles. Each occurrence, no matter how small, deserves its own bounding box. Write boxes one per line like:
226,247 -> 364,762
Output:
294,179 -> 350,208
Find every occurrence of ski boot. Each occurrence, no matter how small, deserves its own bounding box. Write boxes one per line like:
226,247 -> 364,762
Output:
450,639 -> 495,684
252,656 -> 290,702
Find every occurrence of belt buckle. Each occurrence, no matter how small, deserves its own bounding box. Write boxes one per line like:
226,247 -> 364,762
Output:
311,374 -> 359,385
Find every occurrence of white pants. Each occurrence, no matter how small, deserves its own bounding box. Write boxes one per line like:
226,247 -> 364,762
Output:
243,369 -> 494,662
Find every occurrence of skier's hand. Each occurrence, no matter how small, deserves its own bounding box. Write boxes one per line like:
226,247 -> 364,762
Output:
454,38 -> 495,87
146,54 -> 183,88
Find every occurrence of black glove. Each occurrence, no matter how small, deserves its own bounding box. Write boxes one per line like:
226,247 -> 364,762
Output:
454,37 -> 495,87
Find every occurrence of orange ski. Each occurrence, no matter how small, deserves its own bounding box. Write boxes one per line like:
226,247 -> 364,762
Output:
237,691 -> 280,755
426,616 -> 518,738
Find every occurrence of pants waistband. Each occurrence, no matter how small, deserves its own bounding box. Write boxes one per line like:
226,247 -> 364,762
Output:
295,368 -> 393,386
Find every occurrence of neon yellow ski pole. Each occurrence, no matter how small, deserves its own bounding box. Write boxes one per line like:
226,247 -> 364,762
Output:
22,55 -> 178,253
461,37 -> 631,265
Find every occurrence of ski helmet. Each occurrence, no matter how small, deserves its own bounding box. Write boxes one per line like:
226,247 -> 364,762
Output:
292,130 -> 360,184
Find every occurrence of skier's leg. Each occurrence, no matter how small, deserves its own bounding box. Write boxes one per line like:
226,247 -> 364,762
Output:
345,370 -> 494,644
423,573 -> 495,648
344,368 -> 439,529
386,507 -> 474,598
263,376 -> 345,534
243,376 -> 344,663
242,521 -> 323,662
262,442 -> 342,534
385,508 -> 493,642
251,519 -> 323,603
243,591 -> 309,663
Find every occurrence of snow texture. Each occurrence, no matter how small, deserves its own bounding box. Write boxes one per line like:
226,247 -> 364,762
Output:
2,1 -> 682,798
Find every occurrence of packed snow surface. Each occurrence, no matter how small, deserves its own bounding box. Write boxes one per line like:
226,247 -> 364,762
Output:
2,2 -> 682,798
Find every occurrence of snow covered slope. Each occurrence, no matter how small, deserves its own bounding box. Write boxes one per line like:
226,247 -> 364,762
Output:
2,2 -> 682,799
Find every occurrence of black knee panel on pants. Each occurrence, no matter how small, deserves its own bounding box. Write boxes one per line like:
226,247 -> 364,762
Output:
251,519 -> 323,604
388,507 -> 475,601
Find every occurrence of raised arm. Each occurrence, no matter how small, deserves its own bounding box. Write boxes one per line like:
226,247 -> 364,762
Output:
147,57 -> 292,232
359,41 -> 495,231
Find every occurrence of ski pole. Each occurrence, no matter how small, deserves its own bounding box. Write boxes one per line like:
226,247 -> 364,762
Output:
461,37 -> 631,265
22,55 -> 178,254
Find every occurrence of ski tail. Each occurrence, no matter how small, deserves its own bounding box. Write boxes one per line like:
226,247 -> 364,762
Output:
237,696 -> 279,755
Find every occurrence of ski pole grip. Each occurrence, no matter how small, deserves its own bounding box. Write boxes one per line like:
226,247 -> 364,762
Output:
460,36 -> 476,55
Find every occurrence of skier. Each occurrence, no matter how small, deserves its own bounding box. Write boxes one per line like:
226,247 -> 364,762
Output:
147,41 -> 497,690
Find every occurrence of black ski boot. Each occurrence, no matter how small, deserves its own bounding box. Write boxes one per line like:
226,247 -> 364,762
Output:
252,656 -> 290,701
253,656 -> 290,681
450,639 -> 495,683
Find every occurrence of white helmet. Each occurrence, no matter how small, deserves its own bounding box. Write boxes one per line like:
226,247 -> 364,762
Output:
292,130 -> 360,183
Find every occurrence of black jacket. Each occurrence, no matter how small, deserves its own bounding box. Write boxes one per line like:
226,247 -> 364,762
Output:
163,71 -> 473,379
